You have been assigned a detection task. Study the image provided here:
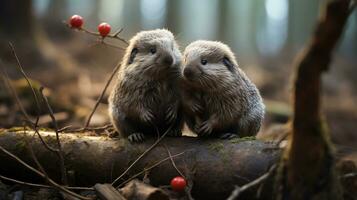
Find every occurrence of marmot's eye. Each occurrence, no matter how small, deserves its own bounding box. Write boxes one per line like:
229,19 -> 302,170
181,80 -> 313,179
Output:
223,57 -> 234,71
129,48 -> 138,64
201,59 -> 207,65
150,47 -> 156,54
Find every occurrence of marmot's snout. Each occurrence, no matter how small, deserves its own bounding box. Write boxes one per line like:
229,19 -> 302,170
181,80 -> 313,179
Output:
159,53 -> 174,66
183,65 -> 202,80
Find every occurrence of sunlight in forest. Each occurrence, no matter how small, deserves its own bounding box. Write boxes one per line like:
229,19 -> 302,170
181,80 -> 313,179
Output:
140,0 -> 167,29
257,0 -> 288,56
179,0 -> 219,41
99,0 -> 125,27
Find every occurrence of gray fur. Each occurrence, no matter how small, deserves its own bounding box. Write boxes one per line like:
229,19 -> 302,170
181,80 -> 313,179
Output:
181,40 -> 265,137
108,29 -> 184,142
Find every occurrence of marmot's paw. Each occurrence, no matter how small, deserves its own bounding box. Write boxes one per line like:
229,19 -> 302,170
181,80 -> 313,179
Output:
191,103 -> 203,113
197,121 -> 213,136
167,129 -> 182,137
141,110 -> 154,124
220,133 -> 238,140
128,133 -> 145,143
165,106 -> 177,123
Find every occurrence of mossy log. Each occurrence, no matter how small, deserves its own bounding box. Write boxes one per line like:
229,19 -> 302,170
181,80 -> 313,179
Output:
0,129 -> 280,200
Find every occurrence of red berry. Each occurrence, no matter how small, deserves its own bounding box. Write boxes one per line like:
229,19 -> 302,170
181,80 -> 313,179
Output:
170,176 -> 187,192
98,22 -> 111,37
69,15 -> 83,28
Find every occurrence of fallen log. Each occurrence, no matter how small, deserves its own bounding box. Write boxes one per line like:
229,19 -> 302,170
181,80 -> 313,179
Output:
0,129 -> 280,200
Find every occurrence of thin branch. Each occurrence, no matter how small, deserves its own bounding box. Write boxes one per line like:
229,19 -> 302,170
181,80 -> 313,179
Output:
164,145 -> 185,178
0,64 -> 33,125
84,62 -> 121,129
226,165 -> 277,200
59,124 -> 113,133
99,39 -> 126,50
113,28 -> 124,37
117,151 -> 186,188
112,124 -> 174,186
0,145 -> 91,200
0,64 -> 58,153
58,125 -> 73,132
81,27 -> 129,45
24,127 -> 80,199
32,128 -> 59,152
24,127 -> 49,179
183,164 -> 195,200
64,21 -> 128,45
0,175 -> 93,191
8,42 -> 42,127
39,86 -> 67,185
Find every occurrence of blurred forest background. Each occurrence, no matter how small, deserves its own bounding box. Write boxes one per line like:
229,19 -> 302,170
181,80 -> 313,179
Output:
0,0 -> 356,158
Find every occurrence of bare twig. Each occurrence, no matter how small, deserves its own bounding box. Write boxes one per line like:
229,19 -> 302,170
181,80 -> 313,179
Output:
164,145 -> 185,178
0,64 -> 32,124
31,128 -> 58,153
58,125 -> 73,132
0,175 -> 93,191
23,126 -> 52,195
8,42 -> 42,127
24,127 -> 82,200
1,46 -> 60,154
1,48 -> 82,197
59,124 -> 113,133
183,164 -> 195,200
39,86 -> 67,185
24,127 -> 49,179
226,165 -> 277,200
117,151 -> 186,188
0,144 -> 91,200
64,21 -> 128,45
84,62 -> 121,129
99,39 -> 126,50
113,28 -> 124,37
112,124 -> 174,186
80,26 -> 129,45
0,64 -> 58,153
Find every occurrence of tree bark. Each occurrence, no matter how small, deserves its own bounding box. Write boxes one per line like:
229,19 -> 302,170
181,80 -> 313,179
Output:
0,129 -> 280,200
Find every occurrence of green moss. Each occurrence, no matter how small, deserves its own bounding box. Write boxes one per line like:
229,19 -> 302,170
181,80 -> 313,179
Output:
7,127 -> 26,132
208,142 -> 224,152
229,136 -> 256,143
208,142 -> 231,164
15,140 -> 27,150
43,135 -> 57,145
38,127 -> 53,132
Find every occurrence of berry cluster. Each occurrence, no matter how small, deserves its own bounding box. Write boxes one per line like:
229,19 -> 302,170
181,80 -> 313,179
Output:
69,15 -> 111,37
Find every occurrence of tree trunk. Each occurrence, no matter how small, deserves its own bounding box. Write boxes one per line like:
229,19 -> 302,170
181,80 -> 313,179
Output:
274,0 -> 353,199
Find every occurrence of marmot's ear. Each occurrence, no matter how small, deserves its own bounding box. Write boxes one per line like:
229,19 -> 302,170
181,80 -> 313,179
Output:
128,48 -> 138,64
223,57 -> 234,72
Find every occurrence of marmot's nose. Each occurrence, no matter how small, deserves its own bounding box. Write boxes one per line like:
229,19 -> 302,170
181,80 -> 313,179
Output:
162,55 -> 173,66
183,67 -> 195,79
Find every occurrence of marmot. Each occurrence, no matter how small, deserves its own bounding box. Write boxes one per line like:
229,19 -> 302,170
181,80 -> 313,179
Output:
108,29 -> 183,142
181,40 -> 265,138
